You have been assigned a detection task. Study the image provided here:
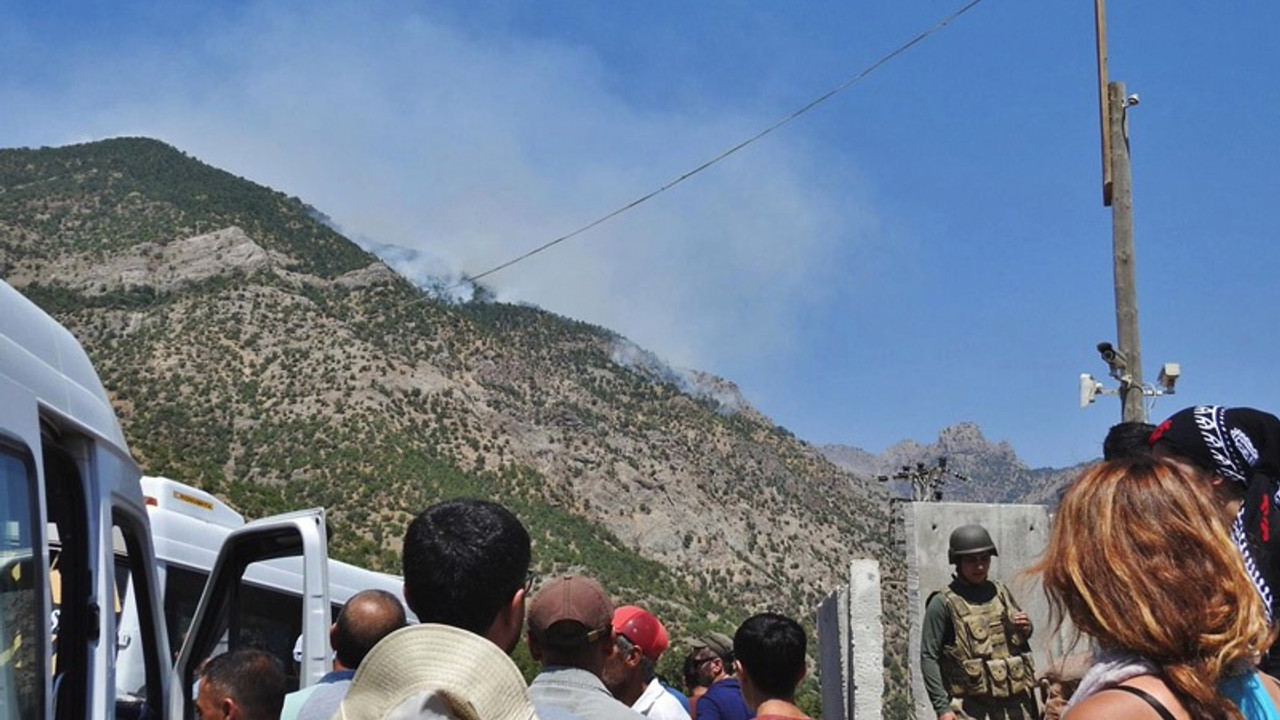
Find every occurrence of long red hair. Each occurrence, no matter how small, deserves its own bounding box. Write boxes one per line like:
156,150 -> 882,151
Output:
1036,457 -> 1274,720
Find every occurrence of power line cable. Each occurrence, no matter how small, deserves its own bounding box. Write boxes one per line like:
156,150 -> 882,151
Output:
456,0 -> 989,289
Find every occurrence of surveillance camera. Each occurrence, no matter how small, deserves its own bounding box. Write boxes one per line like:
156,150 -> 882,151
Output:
1157,362 -> 1181,393
1080,373 -> 1103,408
1096,341 -> 1125,366
1126,93 -> 1140,107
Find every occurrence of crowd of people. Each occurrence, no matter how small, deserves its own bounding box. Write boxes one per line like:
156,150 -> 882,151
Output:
193,497 -> 814,720
191,404 -> 1280,720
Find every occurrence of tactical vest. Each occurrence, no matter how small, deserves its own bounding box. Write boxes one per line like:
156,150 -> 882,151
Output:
939,582 -> 1036,699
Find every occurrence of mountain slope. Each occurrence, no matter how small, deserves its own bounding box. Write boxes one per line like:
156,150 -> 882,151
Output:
0,139 -> 903,696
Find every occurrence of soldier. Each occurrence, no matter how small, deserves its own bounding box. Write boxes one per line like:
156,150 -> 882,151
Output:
920,524 -> 1037,720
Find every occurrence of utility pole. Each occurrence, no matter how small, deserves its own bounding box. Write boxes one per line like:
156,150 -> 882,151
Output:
877,458 -> 970,503
1095,0 -> 1146,422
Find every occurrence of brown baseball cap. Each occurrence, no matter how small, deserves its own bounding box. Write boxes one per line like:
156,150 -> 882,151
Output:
527,574 -> 614,646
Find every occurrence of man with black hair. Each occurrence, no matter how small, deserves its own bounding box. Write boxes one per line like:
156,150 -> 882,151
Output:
195,649 -> 287,720
401,498 -> 532,652
1102,421 -> 1157,460
526,574 -> 645,720
280,589 -> 408,720
690,632 -> 753,720
732,613 -> 811,720
335,499 -> 539,720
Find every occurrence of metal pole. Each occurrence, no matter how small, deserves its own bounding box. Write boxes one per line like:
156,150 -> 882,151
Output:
1107,81 -> 1145,422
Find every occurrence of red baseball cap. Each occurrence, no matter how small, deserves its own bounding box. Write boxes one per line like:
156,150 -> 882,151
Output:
612,605 -> 669,661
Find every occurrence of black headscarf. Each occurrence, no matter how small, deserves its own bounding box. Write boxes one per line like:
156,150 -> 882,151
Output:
1151,406 -> 1280,623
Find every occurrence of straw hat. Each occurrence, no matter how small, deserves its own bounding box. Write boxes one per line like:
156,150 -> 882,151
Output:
335,624 -> 536,720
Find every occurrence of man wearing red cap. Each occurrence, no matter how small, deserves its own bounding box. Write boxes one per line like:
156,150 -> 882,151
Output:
527,574 -> 646,720
603,606 -> 692,720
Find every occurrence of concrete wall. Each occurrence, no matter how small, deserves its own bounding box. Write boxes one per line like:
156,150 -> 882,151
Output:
848,560 -> 885,720
905,503 -> 1055,720
818,560 -> 885,720
818,587 -> 849,720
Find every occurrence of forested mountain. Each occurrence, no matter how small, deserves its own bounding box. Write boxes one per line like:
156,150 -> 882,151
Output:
0,137 -> 913,709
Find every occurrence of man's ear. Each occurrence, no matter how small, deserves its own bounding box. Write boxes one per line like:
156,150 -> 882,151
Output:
485,585 -> 528,654
221,696 -> 237,720
735,661 -> 758,708
796,660 -> 808,684
625,645 -> 644,669
502,585 -> 527,635
527,630 -> 544,662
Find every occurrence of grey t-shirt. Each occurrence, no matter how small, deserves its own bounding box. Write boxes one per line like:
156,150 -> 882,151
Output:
528,666 -> 646,720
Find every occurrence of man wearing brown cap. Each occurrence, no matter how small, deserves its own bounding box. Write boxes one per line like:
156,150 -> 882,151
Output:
527,574 -> 646,720
690,632 -> 753,720
602,606 -> 691,720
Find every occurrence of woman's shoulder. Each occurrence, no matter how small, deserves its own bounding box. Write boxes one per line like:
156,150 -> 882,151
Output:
1065,675 -> 1188,720
1233,671 -> 1280,717
1263,671 -> 1280,700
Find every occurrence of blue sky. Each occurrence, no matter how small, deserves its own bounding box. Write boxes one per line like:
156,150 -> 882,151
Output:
3,1 -> 1278,469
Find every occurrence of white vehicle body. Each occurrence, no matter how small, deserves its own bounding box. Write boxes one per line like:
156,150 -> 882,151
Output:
0,280 -> 167,720
0,279 -> 399,720
117,477 -> 410,698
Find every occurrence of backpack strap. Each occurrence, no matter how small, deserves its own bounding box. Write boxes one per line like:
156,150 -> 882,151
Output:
1108,685 -> 1178,720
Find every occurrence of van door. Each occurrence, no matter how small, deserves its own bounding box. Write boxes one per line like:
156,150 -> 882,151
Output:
168,509 -> 330,720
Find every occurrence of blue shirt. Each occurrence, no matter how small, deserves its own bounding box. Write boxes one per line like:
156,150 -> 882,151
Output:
1222,672 -> 1280,720
694,678 -> 753,720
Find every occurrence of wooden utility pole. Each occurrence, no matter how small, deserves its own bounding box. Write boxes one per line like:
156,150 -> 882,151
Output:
1096,0 -> 1146,422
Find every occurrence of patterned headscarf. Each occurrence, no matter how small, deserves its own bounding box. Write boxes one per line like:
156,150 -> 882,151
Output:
1150,406 -> 1280,622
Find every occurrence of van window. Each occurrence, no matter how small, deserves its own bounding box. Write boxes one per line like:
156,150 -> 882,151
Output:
112,513 -> 165,719
234,566 -> 304,691
0,449 -> 42,720
169,564 -> 307,691
163,565 -> 208,661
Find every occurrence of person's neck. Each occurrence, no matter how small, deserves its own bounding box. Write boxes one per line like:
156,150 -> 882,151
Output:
754,699 -> 806,718
617,676 -> 646,706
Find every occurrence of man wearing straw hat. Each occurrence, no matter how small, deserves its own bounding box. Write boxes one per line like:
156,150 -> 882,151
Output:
333,499 -> 538,720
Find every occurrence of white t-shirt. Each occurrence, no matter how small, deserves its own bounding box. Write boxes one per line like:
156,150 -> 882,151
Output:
633,679 -> 691,720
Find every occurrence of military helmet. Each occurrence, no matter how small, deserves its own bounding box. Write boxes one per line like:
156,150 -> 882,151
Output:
948,524 -> 998,564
